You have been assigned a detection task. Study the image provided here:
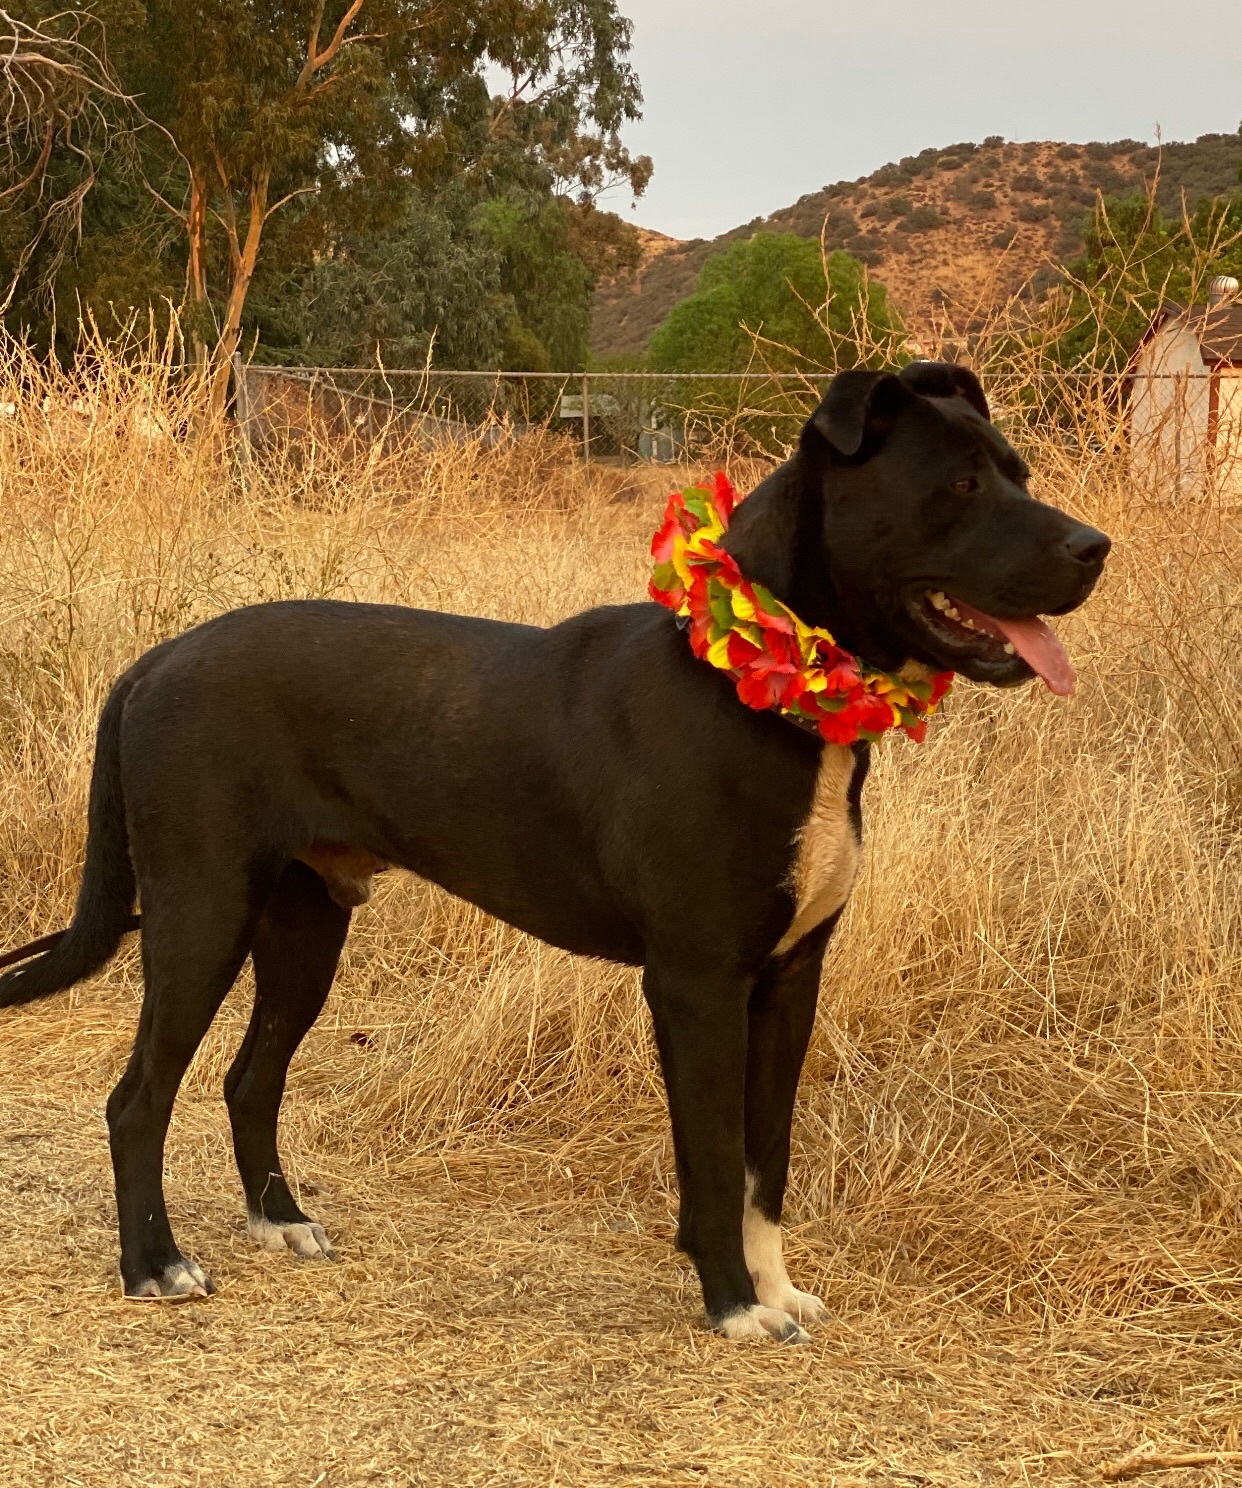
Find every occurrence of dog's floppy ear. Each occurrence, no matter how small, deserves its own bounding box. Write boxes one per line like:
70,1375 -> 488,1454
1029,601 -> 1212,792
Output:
896,360 -> 990,422
804,369 -> 910,459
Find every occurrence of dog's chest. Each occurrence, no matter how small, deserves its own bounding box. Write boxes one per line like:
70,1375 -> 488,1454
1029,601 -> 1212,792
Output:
774,744 -> 860,954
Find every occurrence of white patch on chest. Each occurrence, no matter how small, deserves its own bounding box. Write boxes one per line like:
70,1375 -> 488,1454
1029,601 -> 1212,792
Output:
774,744 -> 860,955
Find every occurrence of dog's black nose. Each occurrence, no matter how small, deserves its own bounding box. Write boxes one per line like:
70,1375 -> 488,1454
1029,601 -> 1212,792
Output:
1064,525 -> 1111,567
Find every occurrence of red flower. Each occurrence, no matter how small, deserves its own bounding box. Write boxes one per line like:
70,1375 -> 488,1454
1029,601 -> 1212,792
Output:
726,631 -> 763,668
853,692 -> 899,735
817,709 -> 863,744
686,578 -> 713,627
819,658 -> 862,694
650,493 -> 688,561
738,663 -> 798,710
650,520 -> 676,563
710,546 -> 742,584
764,629 -> 799,667
648,576 -> 684,608
773,670 -> 810,708
712,470 -> 737,520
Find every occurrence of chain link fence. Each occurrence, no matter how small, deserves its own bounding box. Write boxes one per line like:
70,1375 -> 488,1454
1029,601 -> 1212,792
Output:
234,362 -> 842,465
232,359 -> 1242,499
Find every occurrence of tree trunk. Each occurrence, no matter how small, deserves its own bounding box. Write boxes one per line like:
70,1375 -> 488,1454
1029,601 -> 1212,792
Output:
186,168 -> 210,377
209,170 -> 269,421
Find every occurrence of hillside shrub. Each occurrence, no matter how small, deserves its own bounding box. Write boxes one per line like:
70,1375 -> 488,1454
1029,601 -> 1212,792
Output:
825,209 -> 859,239
896,205 -> 944,232
843,234 -> 886,266
872,164 -> 915,187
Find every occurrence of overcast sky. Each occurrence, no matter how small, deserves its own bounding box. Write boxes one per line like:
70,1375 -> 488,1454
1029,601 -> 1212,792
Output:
606,0 -> 1242,241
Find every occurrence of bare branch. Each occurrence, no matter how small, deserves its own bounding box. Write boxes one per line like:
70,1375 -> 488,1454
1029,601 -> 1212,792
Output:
295,0 -> 365,94
264,183 -> 317,222
307,1 -> 328,50
316,0 -> 367,72
296,33 -> 384,106
0,7 -> 143,312
0,114 -> 50,202
4,49 -> 127,93
210,145 -> 241,268
140,173 -> 189,226
487,69 -> 556,138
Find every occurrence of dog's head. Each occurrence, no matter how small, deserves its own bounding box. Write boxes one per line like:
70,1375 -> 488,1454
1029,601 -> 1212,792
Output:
785,362 -> 1110,694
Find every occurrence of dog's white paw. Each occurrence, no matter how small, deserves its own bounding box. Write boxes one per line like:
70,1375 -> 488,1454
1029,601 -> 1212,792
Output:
756,1282 -> 828,1326
716,1304 -> 809,1344
248,1215 -> 336,1260
125,1257 -> 214,1301
741,1178 -> 827,1331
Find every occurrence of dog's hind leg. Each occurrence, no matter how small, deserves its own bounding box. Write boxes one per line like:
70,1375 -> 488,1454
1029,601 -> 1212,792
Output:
742,918 -> 836,1329
224,860 -> 350,1261
107,874 -> 262,1301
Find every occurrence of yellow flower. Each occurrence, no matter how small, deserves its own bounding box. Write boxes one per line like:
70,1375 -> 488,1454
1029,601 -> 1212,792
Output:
671,544 -> 695,592
730,589 -> 756,622
706,634 -> 733,670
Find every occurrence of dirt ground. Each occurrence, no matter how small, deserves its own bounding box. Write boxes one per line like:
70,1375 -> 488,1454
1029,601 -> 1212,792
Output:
3,957 -> 1240,1488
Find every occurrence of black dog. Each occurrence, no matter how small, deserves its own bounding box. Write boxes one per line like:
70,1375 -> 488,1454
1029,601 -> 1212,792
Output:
0,364 -> 1109,1342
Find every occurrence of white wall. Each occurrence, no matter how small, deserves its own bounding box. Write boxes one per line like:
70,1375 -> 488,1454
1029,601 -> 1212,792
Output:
1129,320 -> 1212,499
1215,370 -> 1242,500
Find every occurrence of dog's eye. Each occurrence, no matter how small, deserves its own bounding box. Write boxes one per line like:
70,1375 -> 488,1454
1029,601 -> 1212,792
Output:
951,476 -> 979,495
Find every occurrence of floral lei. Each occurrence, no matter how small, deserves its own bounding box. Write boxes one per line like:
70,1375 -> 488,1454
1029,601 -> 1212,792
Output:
649,472 -> 953,746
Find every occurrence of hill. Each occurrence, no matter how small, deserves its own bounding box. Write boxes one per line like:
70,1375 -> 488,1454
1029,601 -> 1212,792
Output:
592,132 -> 1242,359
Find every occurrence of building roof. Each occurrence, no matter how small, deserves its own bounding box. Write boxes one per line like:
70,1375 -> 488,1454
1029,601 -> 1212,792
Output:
1139,299 -> 1242,366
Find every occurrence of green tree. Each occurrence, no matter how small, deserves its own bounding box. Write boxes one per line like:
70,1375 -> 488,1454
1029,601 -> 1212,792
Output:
648,233 -> 903,373
4,2 -> 650,394
251,60 -> 648,373
473,193 -> 591,369
241,181 -> 642,371
251,187 -> 509,368
1050,177 -> 1242,371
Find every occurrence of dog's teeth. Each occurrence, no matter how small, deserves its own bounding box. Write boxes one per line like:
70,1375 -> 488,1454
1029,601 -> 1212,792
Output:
929,592 -> 949,611
1003,642 -> 1016,655
945,605 -> 962,622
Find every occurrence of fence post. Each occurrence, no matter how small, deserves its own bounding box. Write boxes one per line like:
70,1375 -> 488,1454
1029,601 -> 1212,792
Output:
582,371 -> 590,465
232,351 -> 252,471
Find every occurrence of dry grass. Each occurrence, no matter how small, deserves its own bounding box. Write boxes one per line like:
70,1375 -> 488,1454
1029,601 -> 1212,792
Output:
1,337 -> 1241,1487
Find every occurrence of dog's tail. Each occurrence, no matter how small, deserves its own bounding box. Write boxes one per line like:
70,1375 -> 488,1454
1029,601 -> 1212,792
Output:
0,680 -> 140,1007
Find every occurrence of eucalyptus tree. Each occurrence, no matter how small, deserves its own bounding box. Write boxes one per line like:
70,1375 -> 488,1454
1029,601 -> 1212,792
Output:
133,0 -> 649,399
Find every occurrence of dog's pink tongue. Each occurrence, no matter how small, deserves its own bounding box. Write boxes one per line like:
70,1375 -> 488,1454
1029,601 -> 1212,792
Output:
954,600 -> 1077,697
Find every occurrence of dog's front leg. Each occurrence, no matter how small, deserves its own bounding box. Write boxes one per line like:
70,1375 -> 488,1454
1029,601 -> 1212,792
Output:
642,961 -> 809,1343
743,919 -> 837,1328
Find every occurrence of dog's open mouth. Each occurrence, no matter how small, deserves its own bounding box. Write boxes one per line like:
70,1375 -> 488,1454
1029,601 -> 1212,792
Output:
919,590 -> 1076,696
